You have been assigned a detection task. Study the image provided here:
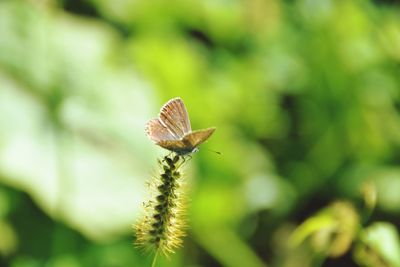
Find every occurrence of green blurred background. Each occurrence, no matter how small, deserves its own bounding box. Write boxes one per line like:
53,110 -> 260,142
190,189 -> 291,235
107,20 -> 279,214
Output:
1,0 -> 400,266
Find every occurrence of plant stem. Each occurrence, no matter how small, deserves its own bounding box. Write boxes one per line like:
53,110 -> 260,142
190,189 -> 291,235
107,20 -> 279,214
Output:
151,248 -> 159,267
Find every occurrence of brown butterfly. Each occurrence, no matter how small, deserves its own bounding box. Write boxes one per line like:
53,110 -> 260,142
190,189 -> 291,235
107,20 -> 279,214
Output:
145,97 -> 216,155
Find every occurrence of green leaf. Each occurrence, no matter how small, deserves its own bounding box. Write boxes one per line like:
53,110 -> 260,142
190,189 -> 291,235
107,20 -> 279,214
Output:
354,222 -> 400,267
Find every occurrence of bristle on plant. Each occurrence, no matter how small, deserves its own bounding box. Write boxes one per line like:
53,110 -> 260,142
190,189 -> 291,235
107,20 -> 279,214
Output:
134,154 -> 187,256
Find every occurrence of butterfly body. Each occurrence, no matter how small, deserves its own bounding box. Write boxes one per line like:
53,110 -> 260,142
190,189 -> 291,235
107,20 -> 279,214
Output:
146,98 -> 215,155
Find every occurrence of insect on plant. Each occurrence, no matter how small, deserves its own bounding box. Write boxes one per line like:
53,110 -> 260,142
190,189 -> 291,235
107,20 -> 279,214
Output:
134,97 -> 216,267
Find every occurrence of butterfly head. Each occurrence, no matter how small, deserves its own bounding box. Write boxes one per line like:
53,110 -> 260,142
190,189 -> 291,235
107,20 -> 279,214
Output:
174,146 -> 199,156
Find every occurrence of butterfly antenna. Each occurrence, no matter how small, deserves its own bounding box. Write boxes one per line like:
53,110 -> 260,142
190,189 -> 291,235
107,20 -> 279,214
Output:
205,148 -> 222,155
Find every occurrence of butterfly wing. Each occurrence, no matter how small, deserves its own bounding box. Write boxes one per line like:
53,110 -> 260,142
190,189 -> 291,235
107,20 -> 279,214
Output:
145,118 -> 178,143
159,97 -> 191,139
182,127 -> 216,148
156,128 -> 215,154
155,139 -> 189,152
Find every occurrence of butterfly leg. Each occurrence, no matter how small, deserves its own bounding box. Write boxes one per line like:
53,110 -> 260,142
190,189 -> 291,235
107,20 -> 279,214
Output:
174,154 -> 190,169
180,154 -> 193,166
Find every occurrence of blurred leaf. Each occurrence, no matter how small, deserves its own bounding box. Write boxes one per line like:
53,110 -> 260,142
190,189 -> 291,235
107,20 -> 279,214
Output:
374,168 -> 400,213
290,201 -> 359,258
0,0 -> 155,241
354,222 -> 400,267
0,219 -> 18,257
361,180 -> 377,211
289,214 -> 334,248
192,226 -> 267,267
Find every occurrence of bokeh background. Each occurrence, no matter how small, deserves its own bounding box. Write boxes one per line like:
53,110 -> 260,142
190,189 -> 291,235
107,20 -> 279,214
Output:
1,0 -> 400,266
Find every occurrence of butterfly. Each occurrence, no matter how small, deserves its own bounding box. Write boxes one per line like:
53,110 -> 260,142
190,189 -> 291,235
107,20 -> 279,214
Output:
145,97 -> 216,155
